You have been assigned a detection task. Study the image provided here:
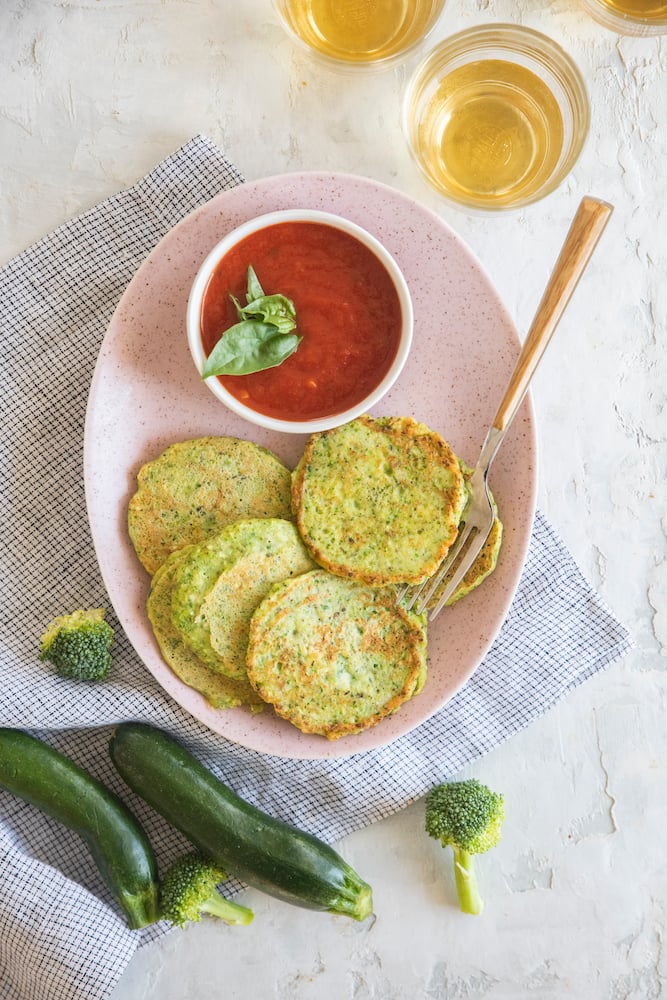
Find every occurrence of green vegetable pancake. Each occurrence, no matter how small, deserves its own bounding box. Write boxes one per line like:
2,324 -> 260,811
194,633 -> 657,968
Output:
292,415 -> 467,587
170,519 -> 316,679
128,436 -> 293,575
147,548 -> 263,710
246,569 -> 427,739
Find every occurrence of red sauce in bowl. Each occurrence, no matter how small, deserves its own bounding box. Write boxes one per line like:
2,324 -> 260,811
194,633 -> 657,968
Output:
199,221 -> 403,422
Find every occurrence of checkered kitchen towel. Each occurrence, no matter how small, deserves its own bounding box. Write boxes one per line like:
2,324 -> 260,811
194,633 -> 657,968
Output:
0,136 -> 632,1000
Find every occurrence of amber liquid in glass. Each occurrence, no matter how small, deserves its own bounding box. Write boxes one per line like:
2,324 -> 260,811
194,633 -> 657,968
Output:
596,0 -> 667,16
414,59 -> 564,208
279,0 -> 440,62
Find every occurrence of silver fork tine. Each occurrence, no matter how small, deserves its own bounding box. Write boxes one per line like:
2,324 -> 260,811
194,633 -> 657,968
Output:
415,523 -> 474,612
414,459 -> 493,615
401,518 -> 472,612
422,520 -> 491,619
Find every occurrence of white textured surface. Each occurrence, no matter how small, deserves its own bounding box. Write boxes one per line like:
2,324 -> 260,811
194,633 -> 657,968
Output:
1,1 -> 665,997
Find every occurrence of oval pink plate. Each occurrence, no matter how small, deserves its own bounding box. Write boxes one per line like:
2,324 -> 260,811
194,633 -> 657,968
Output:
84,172 -> 537,760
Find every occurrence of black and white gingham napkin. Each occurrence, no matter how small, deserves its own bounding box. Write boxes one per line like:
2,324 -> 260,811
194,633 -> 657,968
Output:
0,136 -> 632,1000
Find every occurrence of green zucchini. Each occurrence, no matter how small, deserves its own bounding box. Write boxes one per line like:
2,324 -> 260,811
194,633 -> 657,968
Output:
0,728 -> 160,929
109,722 -> 373,921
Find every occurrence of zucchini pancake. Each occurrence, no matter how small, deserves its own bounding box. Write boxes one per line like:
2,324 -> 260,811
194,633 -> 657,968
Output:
291,415 -> 468,587
246,570 -> 427,739
128,436 -> 293,575
169,518 -> 316,679
147,547 -> 263,710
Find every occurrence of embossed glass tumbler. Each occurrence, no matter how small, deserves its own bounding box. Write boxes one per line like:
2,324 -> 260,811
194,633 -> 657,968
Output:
273,0 -> 447,70
578,0 -> 667,36
402,25 -> 590,211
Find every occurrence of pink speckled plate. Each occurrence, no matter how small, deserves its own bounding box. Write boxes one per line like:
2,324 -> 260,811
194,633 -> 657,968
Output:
84,172 -> 537,760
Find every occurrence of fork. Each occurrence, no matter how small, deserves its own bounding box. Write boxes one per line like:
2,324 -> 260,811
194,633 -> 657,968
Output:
399,196 -> 614,621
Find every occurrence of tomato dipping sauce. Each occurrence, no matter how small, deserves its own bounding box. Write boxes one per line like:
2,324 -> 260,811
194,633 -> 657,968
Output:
199,221 -> 404,422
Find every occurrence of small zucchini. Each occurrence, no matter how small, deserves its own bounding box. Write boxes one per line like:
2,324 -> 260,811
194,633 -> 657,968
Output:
109,722 -> 373,921
0,728 -> 160,929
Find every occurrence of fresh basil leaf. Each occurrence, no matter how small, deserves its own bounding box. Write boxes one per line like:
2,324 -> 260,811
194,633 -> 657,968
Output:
204,266 -> 301,378
246,265 -> 264,303
230,293 -> 244,319
240,293 -> 297,333
202,319 -> 302,377
242,292 -> 296,320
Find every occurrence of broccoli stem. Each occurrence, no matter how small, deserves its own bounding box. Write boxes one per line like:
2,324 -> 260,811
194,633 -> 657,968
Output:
201,892 -> 254,926
452,847 -> 483,915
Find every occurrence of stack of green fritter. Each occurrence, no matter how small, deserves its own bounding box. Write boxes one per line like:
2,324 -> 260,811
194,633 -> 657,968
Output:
147,518 -> 316,710
130,437 -> 307,711
147,548 -> 265,710
128,420 -> 502,740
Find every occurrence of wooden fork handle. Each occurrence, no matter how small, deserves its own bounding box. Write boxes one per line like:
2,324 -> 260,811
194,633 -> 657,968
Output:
492,196 -> 614,434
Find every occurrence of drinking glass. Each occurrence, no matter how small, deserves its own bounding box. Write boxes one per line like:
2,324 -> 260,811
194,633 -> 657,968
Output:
273,0 -> 447,70
578,0 -> 667,35
402,24 -> 590,211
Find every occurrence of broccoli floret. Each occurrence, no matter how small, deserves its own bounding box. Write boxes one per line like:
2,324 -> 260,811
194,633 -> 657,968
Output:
39,608 -> 113,681
425,778 -> 505,915
159,853 -> 254,929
